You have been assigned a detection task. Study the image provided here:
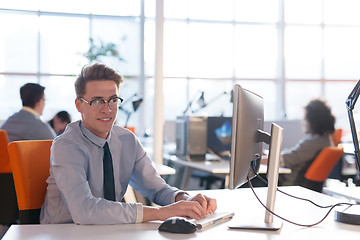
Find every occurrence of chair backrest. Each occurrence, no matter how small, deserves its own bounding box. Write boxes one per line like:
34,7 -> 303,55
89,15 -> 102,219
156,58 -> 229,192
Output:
305,146 -> 344,182
331,129 -> 342,146
8,140 -> 52,224
0,130 -> 19,225
0,129 -> 11,173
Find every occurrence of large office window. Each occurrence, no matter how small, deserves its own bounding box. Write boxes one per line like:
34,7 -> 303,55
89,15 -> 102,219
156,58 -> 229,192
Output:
161,0 -> 360,131
1,0 -> 360,135
0,1 -> 142,129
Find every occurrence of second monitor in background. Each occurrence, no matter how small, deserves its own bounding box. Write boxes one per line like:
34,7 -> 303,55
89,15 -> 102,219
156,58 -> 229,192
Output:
207,117 -> 232,160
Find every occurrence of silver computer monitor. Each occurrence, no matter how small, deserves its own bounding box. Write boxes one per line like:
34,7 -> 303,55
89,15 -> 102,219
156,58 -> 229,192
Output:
228,84 -> 283,231
229,85 -> 263,189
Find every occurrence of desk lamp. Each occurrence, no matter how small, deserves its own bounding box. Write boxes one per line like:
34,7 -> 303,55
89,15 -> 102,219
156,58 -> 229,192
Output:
182,90 -> 203,115
192,91 -> 232,114
119,93 -> 143,128
336,79 -> 360,225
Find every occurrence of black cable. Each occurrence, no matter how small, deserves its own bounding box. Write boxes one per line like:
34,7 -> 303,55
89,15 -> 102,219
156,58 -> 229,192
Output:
247,175 -> 356,227
255,173 -> 334,208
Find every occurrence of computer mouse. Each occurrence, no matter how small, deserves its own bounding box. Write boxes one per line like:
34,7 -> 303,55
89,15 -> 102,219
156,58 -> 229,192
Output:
158,217 -> 198,234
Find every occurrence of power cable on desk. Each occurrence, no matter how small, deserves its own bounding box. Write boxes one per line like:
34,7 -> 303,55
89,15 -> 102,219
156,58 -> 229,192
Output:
255,173 -> 334,208
247,172 -> 357,227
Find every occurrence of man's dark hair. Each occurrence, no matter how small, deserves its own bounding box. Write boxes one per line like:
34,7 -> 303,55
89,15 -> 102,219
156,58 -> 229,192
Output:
304,99 -> 335,135
20,83 -> 45,108
74,62 -> 124,98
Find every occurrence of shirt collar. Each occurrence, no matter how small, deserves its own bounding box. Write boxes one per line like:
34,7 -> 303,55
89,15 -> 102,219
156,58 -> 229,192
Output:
22,106 -> 40,117
79,121 -> 112,148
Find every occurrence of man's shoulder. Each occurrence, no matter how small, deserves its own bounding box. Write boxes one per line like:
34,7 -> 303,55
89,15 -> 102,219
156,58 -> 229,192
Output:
51,122 -> 93,165
54,121 -> 81,143
112,125 -> 133,134
111,125 -> 137,141
301,134 -> 329,145
1,110 -> 56,140
25,114 -> 56,135
2,110 -> 30,123
51,126 -> 86,157
6,110 -> 44,126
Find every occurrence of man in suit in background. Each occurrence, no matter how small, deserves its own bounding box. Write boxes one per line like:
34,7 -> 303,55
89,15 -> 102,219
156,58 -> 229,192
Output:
1,83 -> 56,142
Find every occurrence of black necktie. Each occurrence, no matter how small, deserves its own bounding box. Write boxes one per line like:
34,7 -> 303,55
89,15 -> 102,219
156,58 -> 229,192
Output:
103,142 -> 115,201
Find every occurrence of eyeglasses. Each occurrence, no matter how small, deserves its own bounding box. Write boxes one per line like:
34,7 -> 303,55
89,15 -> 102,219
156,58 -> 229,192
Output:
80,96 -> 123,110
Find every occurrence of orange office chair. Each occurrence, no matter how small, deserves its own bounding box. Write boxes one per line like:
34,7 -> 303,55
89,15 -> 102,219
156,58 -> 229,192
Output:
331,129 -> 342,146
0,130 -> 12,173
328,129 -> 343,180
8,140 -> 52,224
0,130 -> 19,225
301,146 -> 344,193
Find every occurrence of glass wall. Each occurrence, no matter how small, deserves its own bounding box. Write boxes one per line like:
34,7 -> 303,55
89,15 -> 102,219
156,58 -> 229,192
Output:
0,1 -> 142,127
161,0 -> 360,133
1,0 -> 360,135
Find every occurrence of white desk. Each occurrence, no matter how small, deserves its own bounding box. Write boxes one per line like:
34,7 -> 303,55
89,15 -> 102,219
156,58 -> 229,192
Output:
341,142 -> 355,155
3,186 -> 359,240
323,186 -> 360,203
165,154 -> 291,189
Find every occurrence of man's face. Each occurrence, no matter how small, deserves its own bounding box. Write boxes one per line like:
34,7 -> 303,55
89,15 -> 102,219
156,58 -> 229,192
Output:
75,80 -> 119,139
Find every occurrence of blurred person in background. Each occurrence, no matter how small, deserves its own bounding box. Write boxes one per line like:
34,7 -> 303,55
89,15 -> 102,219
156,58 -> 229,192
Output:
1,83 -> 56,142
48,111 -> 71,135
279,99 -> 336,186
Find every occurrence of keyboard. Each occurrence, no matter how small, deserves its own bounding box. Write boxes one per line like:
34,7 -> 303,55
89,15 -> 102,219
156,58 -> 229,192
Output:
189,212 -> 234,230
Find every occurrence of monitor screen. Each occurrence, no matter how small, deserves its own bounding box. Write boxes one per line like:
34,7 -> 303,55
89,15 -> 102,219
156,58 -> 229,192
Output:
207,117 -> 232,158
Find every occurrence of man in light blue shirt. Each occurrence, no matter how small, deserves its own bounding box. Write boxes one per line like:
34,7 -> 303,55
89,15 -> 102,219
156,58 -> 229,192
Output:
40,63 -> 217,224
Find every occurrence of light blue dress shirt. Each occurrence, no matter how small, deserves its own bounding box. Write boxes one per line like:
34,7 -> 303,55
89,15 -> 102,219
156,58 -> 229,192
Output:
40,120 -> 181,224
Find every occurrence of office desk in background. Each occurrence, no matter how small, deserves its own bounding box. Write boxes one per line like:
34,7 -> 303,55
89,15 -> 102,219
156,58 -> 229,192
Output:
3,186 -> 359,240
338,142 -> 358,176
123,162 -> 176,204
164,154 -> 291,189
323,186 -> 360,203
153,162 -> 176,175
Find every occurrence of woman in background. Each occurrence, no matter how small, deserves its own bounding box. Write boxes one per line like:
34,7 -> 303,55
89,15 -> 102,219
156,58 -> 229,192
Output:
279,99 -> 336,186
48,111 -> 71,135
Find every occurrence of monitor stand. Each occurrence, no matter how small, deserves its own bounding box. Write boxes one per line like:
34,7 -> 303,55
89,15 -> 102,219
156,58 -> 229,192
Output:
228,123 -> 283,231
335,205 -> 360,225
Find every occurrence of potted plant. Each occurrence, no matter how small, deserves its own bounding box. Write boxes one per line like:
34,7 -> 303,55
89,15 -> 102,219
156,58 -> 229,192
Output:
82,37 -> 125,63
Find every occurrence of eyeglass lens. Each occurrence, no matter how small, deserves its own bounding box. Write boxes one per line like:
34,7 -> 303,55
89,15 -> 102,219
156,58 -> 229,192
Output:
91,97 -> 121,109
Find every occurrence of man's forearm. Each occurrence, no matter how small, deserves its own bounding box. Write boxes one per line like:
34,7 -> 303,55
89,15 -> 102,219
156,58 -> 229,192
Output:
142,205 -> 161,222
141,193 -> 190,223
